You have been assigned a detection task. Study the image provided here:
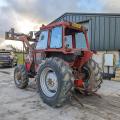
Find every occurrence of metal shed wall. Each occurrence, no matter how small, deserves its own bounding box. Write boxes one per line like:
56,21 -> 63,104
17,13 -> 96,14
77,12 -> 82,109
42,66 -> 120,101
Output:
52,13 -> 120,51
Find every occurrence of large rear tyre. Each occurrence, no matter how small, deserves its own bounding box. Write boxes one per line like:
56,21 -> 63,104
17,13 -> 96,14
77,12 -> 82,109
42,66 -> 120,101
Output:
14,65 -> 29,89
36,57 -> 74,107
83,59 -> 103,92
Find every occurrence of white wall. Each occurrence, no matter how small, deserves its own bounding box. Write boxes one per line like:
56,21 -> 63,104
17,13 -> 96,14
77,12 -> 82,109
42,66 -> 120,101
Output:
92,51 -> 119,74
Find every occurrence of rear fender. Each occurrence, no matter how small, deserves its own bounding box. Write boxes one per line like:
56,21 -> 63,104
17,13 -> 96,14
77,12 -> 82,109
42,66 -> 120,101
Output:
73,51 -> 93,68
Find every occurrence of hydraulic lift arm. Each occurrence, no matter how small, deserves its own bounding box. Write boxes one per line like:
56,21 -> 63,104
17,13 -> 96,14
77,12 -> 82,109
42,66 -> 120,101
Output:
5,28 -> 37,51
19,36 -> 33,52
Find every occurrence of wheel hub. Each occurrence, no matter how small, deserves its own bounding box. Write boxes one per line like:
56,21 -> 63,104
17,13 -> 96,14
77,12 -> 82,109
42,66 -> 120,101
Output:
46,72 -> 57,91
40,67 -> 58,97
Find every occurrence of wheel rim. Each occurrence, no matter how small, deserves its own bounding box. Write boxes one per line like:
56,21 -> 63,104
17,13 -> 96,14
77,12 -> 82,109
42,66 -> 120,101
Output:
14,69 -> 22,85
40,67 -> 58,97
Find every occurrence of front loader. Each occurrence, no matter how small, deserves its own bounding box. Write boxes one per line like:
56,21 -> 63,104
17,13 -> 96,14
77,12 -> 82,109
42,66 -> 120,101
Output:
5,22 -> 103,107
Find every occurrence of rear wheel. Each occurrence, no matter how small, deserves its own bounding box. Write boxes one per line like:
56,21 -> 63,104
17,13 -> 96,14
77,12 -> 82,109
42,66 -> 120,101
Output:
82,59 -> 103,93
36,57 -> 74,107
14,65 -> 29,89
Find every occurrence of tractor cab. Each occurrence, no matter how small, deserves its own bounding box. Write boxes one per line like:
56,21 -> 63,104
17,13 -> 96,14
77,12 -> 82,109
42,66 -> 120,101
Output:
35,22 -> 92,68
36,22 -> 89,52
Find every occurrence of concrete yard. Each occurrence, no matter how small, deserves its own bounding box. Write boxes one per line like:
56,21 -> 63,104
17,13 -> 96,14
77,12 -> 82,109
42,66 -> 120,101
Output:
0,67 -> 120,120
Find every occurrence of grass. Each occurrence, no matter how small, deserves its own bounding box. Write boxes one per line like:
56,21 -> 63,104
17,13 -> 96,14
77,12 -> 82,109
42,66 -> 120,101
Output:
16,52 -> 24,64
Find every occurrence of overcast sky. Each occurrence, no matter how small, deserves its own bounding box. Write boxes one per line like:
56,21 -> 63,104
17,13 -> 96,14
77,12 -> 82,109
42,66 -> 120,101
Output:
0,0 -> 120,40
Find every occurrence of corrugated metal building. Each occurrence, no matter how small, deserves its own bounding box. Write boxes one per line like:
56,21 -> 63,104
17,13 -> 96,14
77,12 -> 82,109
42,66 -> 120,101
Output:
52,13 -> 120,51
52,13 -> 120,78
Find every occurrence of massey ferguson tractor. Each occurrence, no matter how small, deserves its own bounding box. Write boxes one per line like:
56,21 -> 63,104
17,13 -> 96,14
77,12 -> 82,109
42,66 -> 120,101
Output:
5,22 -> 103,107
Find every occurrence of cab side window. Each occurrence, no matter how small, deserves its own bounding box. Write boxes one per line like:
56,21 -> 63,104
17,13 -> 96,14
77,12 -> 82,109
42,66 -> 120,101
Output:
50,27 -> 62,48
36,31 -> 48,49
75,33 -> 87,48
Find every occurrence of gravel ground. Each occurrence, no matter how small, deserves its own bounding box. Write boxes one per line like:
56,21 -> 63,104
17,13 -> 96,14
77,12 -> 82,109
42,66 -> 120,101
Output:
0,67 -> 120,120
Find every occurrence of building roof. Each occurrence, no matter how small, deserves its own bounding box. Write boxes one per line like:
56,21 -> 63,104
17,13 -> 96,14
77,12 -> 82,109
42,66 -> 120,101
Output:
51,12 -> 120,24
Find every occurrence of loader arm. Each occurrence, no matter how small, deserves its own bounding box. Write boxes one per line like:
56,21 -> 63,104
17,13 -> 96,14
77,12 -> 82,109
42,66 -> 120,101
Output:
19,36 -> 33,52
5,28 -> 36,52
5,29 -> 36,72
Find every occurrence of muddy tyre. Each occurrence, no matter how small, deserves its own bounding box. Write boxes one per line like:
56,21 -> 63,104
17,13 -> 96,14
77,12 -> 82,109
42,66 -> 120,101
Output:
83,59 -> 103,92
36,57 -> 74,107
14,65 -> 29,89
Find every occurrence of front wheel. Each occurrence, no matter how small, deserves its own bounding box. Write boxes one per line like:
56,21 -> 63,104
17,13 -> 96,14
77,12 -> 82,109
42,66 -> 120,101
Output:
36,57 -> 74,107
14,65 -> 29,89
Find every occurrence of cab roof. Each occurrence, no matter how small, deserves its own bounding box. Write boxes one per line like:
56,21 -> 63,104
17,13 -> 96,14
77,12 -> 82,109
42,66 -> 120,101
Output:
40,21 -> 87,32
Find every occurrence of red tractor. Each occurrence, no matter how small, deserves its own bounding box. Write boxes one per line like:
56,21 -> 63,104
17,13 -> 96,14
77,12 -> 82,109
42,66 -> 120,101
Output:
5,22 -> 102,107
